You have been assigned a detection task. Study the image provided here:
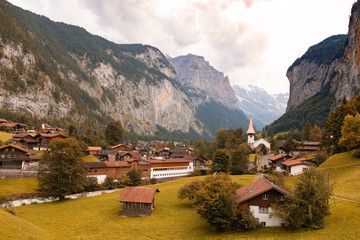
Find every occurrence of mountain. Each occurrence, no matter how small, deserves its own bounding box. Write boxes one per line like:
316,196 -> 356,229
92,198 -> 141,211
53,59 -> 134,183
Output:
168,54 -> 249,135
0,0 -> 208,139
232,85 -> 288,130
266,1 -> 360,133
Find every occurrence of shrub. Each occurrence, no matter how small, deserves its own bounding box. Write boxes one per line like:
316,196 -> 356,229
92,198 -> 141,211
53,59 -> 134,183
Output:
150,178 -> 157,185
84,177 -> 99,192
236,208 -> 259,231
127,169 -> 143,186
103,177 -> 116,189
352,148 -> 360,158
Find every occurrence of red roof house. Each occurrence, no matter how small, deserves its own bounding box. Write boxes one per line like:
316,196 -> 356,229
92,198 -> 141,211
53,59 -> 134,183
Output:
236,178 -> 290,227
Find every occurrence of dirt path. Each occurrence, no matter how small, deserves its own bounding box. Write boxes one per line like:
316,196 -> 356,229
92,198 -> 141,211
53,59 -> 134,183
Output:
331,195 -> 360,203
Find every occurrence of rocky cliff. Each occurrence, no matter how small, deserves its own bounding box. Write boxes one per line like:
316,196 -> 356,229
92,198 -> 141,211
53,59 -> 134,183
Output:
0,0 -> 202,137
287,1 -> 360,112
168,54 -> 249,135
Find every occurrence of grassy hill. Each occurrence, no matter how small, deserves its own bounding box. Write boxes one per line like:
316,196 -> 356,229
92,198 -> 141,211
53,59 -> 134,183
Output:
0,209 -> 50,240
0,131 -> 13,143
0,172 -> 358,239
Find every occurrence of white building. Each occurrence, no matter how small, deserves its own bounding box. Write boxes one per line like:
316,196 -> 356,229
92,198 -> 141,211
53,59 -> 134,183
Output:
235,178 -> 290,227
144,159 -> 194,179
247,117 -> 256,146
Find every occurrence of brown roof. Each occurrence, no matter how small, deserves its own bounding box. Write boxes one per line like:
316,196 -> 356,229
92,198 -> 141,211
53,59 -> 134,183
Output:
246,117 -> 255,134
86,162 -> 107,168
36,133 -> 69,138
0,119 -> 8,123
144,158 -> 192,164
282,158 -> 314,167
88,146 -> 102,151
118,151 -> 142,160
117,187 -> 159,203
104,161 -> 130,167
268,154 -> 290,161
235,178 -> 290,204
13,133 -> 32,138
0,144 -> 29,153
111,144 -> 132,150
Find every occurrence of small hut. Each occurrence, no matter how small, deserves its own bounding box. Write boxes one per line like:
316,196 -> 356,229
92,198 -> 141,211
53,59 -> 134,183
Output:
117,187 -> 159,216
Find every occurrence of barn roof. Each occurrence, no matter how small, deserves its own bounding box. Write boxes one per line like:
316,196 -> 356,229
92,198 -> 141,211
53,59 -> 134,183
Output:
268,154 -> 290,161
235,178 -> 290,204
117,187 -> 159,203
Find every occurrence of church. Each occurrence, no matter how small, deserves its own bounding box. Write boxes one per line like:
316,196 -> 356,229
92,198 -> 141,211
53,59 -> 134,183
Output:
246,117 -> 270,151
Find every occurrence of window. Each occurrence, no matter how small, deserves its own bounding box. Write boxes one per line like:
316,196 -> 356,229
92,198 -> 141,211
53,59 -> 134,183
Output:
280,195 -> 284,201
261,222 -> 266,226
263,194 -> 268,200
5,148 -> 8,152
259,207 -> 268,213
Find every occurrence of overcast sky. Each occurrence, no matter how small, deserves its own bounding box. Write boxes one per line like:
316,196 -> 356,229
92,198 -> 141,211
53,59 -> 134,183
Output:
8,0 -> 355,94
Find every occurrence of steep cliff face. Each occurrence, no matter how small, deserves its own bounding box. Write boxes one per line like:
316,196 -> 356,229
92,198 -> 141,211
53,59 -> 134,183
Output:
287,2 -> 360,112
168,54 -> 239,109
168,54 -> 249,135
0,0 -> 202,136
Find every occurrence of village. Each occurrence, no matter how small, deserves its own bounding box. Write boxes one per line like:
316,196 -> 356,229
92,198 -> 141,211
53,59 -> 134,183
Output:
0,116 -> 325,228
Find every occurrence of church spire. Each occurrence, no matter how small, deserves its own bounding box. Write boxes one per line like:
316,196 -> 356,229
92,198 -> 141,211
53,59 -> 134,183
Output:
246,117 -> 255,134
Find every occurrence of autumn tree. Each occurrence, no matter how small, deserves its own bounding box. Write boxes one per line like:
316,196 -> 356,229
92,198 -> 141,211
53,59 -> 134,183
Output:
271,169 -> 331,230
230,143 -> 250,175
309,125 -> 322,142
127,168 -> 143,186
283,137 -> 298,154
212,149 -> 231,173
339,113 -> 360,151
105,121 -> 124,146
178,174 -> 241,232
269,132 -> 279,154
37,138 -> 88,200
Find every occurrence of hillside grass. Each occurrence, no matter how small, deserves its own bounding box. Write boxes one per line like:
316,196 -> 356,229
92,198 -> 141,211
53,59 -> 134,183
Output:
0,209 -> 50,240
0,178 -> 38,195
82,155 -> 99,162
249,153 -> 256,163
4,173 -> 360,239
0,131 -> 14,143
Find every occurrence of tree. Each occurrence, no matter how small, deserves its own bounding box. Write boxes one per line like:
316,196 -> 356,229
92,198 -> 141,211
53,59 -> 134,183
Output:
282,137 -> 298,154
271,169 -> 331,230
212,149 -> 231,173
259,144 -> 268,155
309,125 -> 322,142
127,168 -> 143,186
269,132 -> 279,154
339,114 -> 360,151
179,174 -> 241,232
230,143 -> 249,175
302,121 -> 312,141
37,138 -> 88,200
105,121 -> 124,146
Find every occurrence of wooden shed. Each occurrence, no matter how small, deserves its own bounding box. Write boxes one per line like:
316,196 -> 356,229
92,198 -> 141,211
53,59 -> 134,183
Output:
117,187 -> 159,216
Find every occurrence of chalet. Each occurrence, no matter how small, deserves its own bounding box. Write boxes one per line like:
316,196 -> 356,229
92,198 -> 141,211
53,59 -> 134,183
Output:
155,147 -> 170,158
0,144 -> 40,169
31,133 -> 69,150
281,158 -> 316,176
1,122 -> 29,133
95,150 -> 118,161
111,144 -> 133,151
268,154 -> 292,171
183,155 -> 211,174
86,158 -> 151,183
236,178 -> 290,227
117,187 -> 159,216
144,158 -> 193,180
294,141 -> 321,155
0,119 -> 8,124
116,151 -> 142,161
169,147 -> 190,158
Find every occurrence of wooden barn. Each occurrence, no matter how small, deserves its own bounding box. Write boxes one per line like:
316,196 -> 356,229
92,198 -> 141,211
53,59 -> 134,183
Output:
117,187 -> 159,216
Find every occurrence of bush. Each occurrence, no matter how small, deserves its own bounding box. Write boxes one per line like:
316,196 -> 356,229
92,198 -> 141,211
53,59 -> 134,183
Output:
178,179 -> 204,201
150,178 -> 157,185
0,195 -> 8,205
84,177 -> 99,192
314,151 -> 328,166
352,148 -> 360,158
103,177 -> 116,189
117,175 -> 131,188
127,169 -> 143,186
236,208 -> 259,231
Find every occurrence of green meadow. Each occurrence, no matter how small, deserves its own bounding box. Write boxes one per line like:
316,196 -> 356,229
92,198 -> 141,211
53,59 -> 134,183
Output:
0,153 -> 360,239
0,131 -> 13,143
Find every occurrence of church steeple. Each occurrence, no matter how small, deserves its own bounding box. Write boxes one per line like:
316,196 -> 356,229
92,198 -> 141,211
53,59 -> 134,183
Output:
247,117 -> 255,145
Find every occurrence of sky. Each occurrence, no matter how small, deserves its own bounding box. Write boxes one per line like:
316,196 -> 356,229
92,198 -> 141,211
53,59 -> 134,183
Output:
8,0 -> 356,94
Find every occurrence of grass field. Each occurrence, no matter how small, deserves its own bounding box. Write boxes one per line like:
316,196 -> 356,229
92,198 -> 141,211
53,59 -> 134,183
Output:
0,131 -> 14,143
1,172 -> 359,240
0,178 -> 38,195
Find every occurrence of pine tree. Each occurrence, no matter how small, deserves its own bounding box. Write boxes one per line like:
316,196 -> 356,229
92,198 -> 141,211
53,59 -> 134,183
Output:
302,121 -> 312,141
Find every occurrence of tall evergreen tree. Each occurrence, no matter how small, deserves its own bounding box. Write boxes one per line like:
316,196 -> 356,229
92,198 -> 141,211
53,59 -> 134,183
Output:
302,121 -> 312,141
105,121 -> 124,146
212,149 -> 231,173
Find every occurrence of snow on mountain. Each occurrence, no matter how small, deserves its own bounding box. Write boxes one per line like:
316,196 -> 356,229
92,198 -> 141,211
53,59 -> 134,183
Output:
232,85 -> 288,130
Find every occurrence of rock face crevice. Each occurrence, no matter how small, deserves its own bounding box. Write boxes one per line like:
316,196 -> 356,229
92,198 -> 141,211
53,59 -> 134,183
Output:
286,2 -> 360,112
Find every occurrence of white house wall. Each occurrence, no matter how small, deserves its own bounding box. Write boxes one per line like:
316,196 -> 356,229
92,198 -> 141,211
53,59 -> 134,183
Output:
151,162 -> 193,179
249,205 -> 284,227
290,164 -> 309,175
88,175 -> 107,184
